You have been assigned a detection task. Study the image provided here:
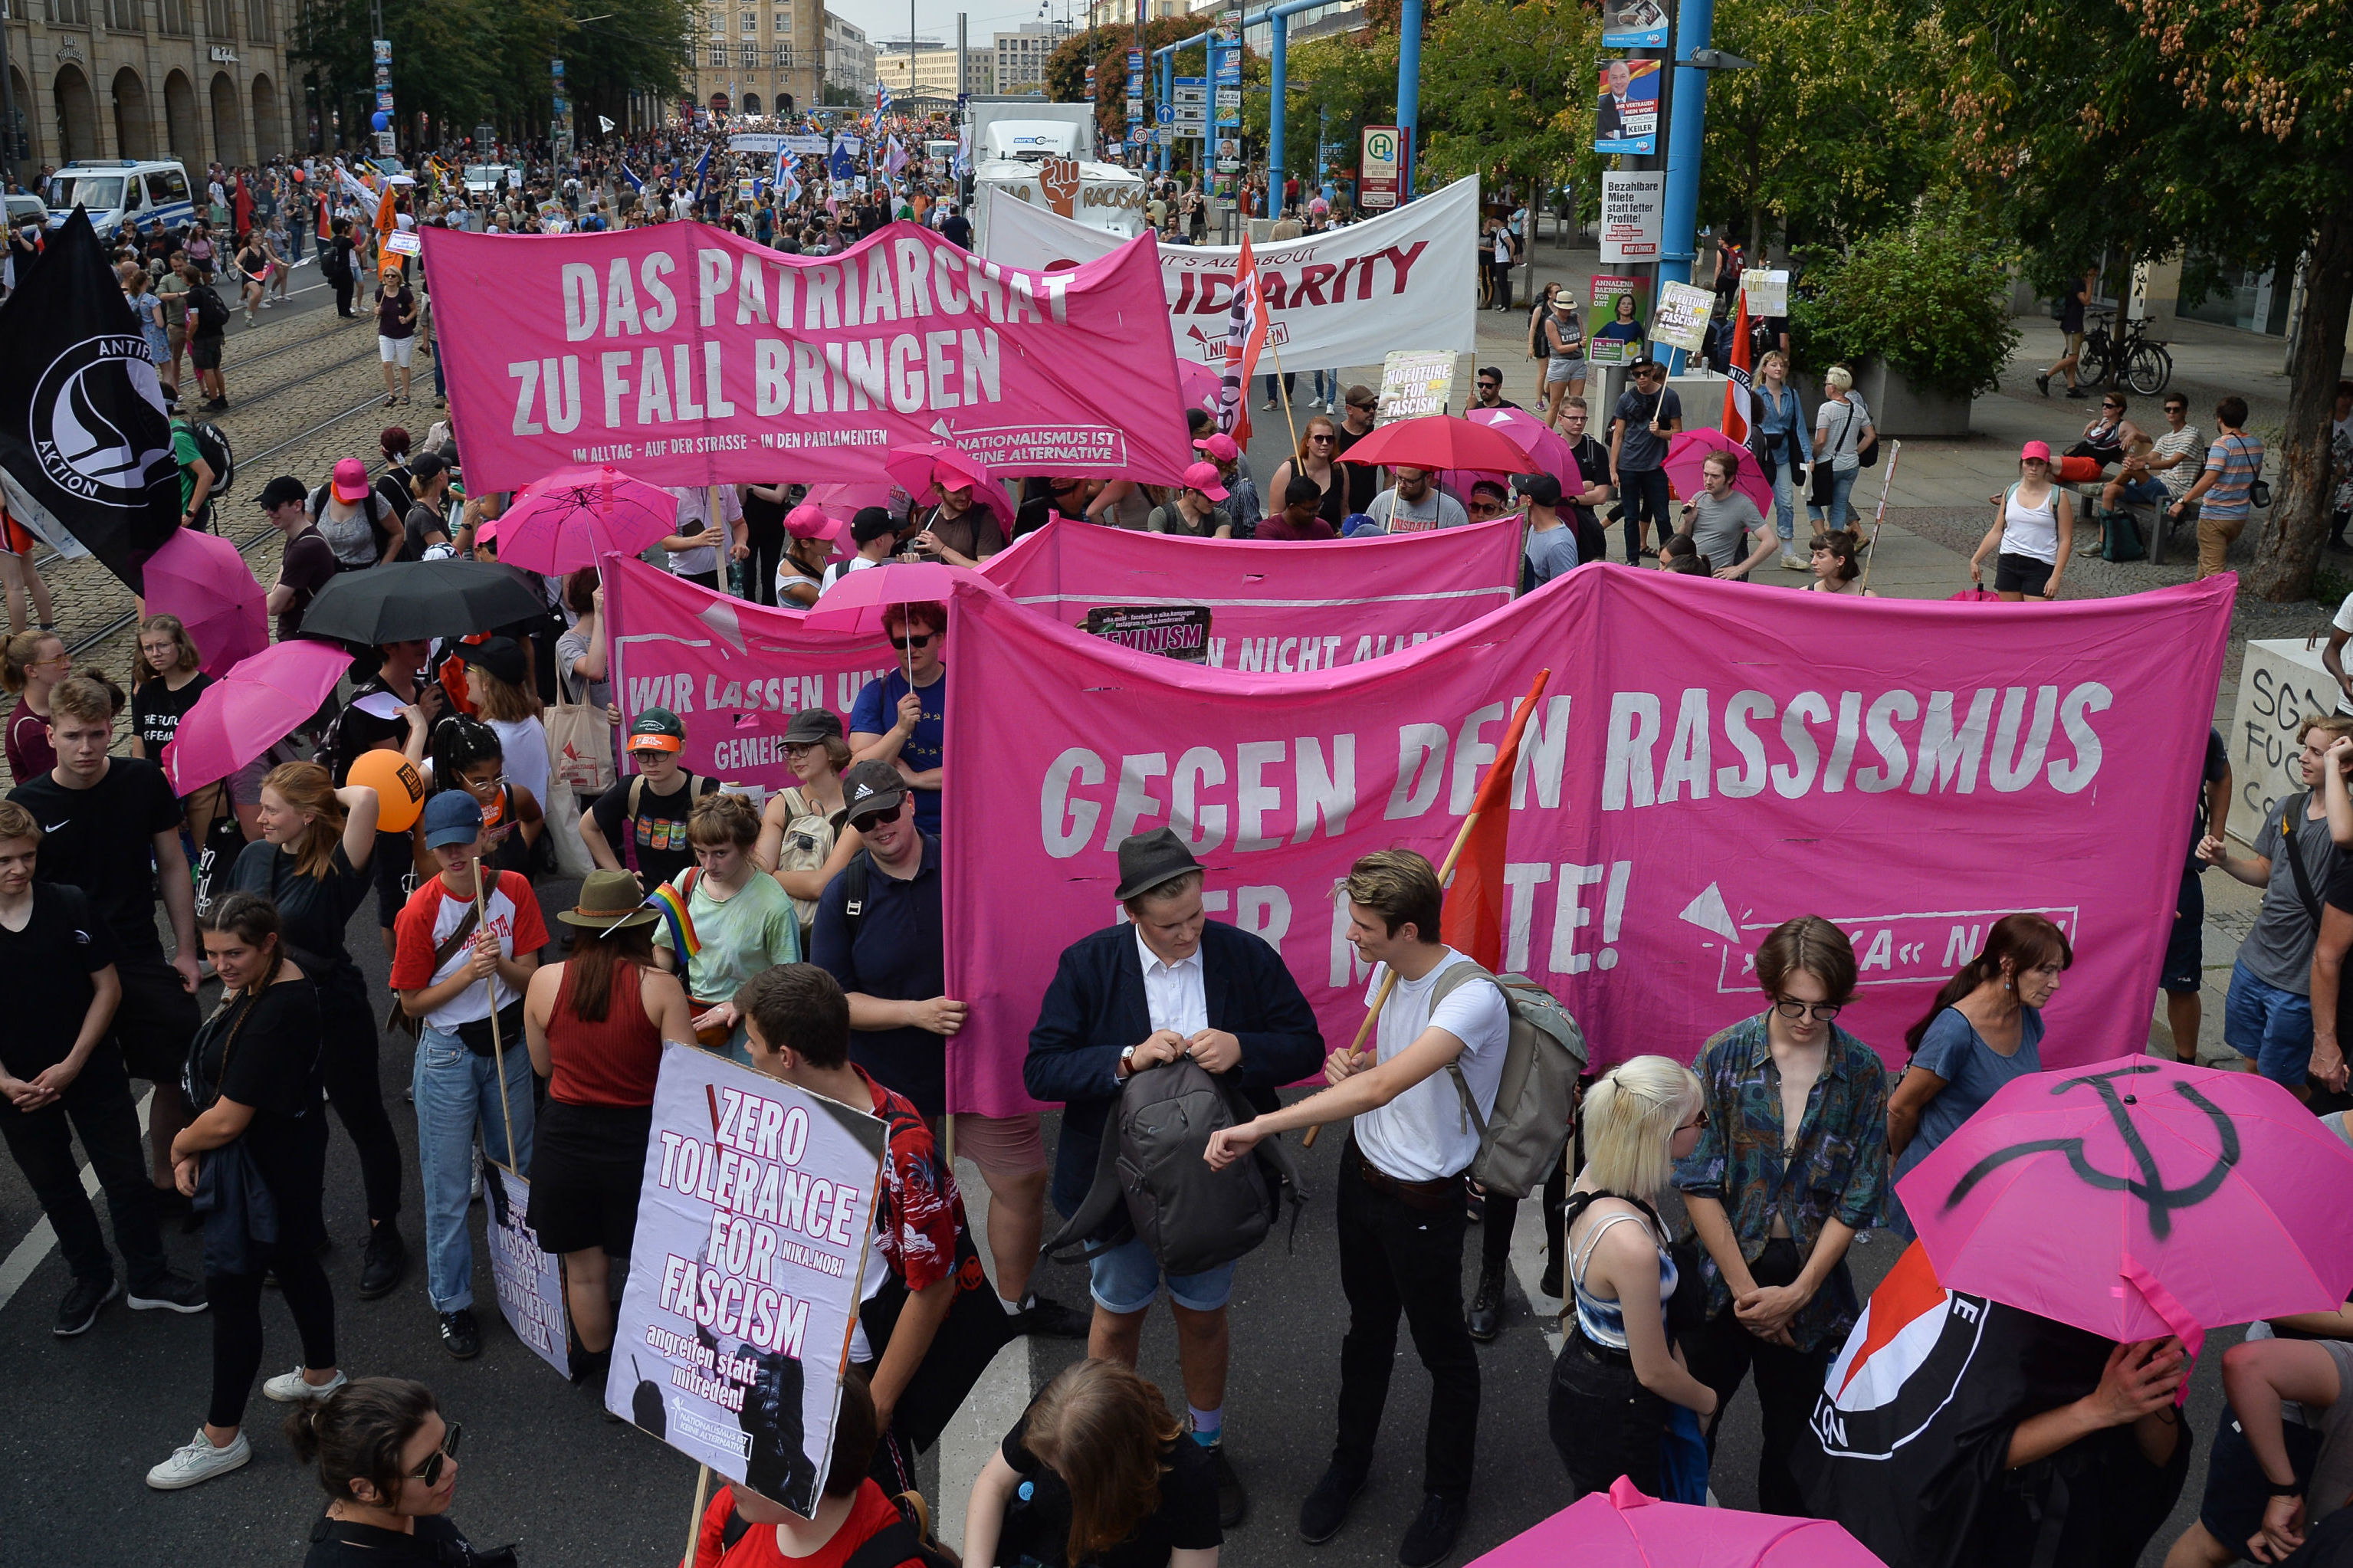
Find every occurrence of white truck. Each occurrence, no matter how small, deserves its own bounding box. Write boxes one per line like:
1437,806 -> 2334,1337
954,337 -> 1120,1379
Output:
960,98 -> 1145,254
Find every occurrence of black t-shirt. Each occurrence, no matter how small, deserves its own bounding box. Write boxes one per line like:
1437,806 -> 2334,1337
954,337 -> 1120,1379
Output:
403,500 -> 451,560
188,976 -> 328,1239
304,1514 -> 483,1566
133,673 -> 214,772
741,485 -> 789,546
941,213 -> 973,249
230,841 -> 371,998
1015,496 -> 1086,538
999,1403 -> 1221,1568
277,527 -> 340,642
0,884 -> 121,1075
589,770 -> 717,889
2323,854 -> 2353,1045
2191,727 -> 2227,871
1329,422 -> 1380,514
9,756 -> 182,955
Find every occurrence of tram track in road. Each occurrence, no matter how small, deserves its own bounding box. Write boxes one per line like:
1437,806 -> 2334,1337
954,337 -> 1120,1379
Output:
61,385 -> 401,661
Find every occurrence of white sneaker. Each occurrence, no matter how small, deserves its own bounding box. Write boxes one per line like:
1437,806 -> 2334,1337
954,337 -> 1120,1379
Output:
146,1428 -> 251,1490
263,1366 -> 349,1405
1780,550 -> 1810,571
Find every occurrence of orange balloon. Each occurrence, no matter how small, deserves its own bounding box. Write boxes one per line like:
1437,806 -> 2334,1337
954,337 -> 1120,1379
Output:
350,750 -> 427,832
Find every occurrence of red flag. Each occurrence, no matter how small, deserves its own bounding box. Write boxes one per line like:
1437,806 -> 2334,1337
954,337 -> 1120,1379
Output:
1721,288 -> 1754,445
1214,232 -> 1270,447
1440,669 -> 1553,972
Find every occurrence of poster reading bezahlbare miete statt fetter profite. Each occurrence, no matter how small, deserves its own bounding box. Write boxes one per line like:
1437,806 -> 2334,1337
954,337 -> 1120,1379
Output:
606,1045 -> 885,1520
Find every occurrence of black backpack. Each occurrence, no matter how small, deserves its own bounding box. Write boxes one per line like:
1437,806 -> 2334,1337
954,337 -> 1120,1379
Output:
187,282 -> 229,333
1042,1056 -> 1307,1278
186,419 -> 234,497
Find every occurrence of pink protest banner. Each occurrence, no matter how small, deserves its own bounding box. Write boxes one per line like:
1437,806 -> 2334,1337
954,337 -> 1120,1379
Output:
980,515 -> 1522,669
938,566 -> 2233,1116
421,220 -> 1197,495
602,553 -> 896,785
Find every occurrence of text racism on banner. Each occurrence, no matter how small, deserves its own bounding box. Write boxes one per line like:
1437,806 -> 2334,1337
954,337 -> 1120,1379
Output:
420,220 -> 1198,494
934,566 -> 2233,1116
606,1044 -> 885,1519
979,178 -> 1479,370
484,1160 -> 571,1379
601,517 -> 1524,789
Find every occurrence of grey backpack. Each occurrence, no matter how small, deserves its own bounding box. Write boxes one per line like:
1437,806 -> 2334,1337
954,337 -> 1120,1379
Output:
1042,1058 -> 1305,1278
1431,963 -> 1589,1199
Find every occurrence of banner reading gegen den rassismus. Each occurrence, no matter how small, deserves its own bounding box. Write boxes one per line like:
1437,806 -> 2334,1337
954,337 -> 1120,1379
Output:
607,1045 -> 884,1520
422,220 -> 1199,494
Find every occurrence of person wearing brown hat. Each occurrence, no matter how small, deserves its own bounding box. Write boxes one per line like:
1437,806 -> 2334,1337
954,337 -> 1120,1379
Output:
1024,827 -> 1326,1527
812,760 -> 1089,1343
522,869 -> 697,1386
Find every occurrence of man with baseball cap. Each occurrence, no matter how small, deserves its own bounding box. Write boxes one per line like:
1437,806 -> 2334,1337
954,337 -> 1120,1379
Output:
1025,828 -> 1325,1525
1193,432 -> 1259,534
579,707 -> 720,891
1519,474 -> 1583,586
390,790 -> 549,1359
813,760 -> 1089,1341
261,476 -> 338,643
822,507 -> 901,592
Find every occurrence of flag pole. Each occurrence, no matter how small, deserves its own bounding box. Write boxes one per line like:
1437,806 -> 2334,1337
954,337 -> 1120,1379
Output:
470,855 -> 520,1170
1303,668 -> 1551,1149
1268,335 -> 1302,460
684,1464 -> 713,1566
1855,439 -> 1902,595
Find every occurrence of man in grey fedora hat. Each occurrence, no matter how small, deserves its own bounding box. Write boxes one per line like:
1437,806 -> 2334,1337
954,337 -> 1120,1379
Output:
1024,825 -> 1326,1527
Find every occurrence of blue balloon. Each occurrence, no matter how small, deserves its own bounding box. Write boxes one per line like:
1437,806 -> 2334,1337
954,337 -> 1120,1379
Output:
371,111 -> 391,131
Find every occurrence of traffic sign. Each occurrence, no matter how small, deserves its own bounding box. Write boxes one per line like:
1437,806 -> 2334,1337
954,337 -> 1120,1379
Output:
1360,123 -> 1403,209
1156,103 -> 1174,126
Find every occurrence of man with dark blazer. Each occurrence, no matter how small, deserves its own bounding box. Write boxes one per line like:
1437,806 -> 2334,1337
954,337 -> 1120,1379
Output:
1026,827 -> 1324,1527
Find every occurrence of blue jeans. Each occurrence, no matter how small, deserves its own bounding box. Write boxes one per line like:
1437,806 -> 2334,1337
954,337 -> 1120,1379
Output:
1767,459 -> 1798,540
1086,1230 -> 1237,1314
1314,369 -> 1340,405
2222,959 -> 2314,1087
413,1025 -> 536,1312
1821,465 -> 1862,530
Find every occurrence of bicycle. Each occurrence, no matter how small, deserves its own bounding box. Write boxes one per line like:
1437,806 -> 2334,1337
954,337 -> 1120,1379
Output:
2078,310 -> 2174,396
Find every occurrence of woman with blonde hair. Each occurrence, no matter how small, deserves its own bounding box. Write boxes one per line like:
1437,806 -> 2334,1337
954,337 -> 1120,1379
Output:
1751,349 -> 1812,566
1265,414 -> 1347,535
229,761 -> 408,1298
1551,1055 -> 1718,1498
129,614 -> 230,846
965,1358 -> 1221,1568
1810,364 -> 1877,531
654,791 -> 799,1061
753,707 -> 864,943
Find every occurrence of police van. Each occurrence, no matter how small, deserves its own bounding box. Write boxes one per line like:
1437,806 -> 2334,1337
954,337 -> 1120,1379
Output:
44,159 -> 197,239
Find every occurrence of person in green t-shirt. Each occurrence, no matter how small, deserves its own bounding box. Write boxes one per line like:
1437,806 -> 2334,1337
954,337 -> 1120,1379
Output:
171,421 -> 215,527
651,792 -> 799,1064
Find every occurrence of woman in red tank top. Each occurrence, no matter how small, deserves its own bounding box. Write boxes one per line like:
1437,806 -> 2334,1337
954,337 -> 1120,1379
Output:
523,870 -> 697,1383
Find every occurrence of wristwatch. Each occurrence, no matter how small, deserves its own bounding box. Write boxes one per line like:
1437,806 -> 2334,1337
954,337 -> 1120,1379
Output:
1117,1044 -> 1139,1079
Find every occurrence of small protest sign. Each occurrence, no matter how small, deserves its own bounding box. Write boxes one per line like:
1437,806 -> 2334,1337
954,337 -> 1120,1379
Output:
1741,269 -> 1790,317
1650,280 -> 1716,353
605,1045 -> 885,1519
385,230 -> 422,256
1377,350 -> 1457,423
483,1158 -> 569,1379
1080,605 -> 1213,662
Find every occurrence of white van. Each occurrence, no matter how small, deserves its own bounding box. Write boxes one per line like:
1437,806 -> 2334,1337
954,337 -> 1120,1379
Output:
44,159 -> 196,238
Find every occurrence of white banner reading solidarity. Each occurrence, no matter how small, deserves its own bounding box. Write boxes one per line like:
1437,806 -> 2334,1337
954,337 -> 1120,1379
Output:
982,177 -> 1479,367
605,1045 -> 885,1518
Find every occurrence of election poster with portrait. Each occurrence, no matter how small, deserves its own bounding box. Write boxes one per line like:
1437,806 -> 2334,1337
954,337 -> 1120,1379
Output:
1588,274 -> 1652,366
606,1045 -> 886,1519
1600,0 -> 1669,47
1593,57 -> 1662,155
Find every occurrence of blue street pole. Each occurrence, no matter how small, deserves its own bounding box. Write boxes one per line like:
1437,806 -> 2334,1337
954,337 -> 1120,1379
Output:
1159,53 -> 1173,176
1396,0 -> 1422,201
1267,14 -> 1287,215
1656,0 -> 1714,293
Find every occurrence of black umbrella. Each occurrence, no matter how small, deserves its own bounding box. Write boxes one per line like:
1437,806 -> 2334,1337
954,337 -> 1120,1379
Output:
299,560 -> 549,645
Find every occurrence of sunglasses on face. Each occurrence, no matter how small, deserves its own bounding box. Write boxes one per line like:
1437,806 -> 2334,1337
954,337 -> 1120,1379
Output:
887,632 -> 935,651
412,1423 -> 462,1488
1478,382 -> 1500,393
1772,997 -> 1843,1022
1468,500 -> 1504,517
1678,1109 -> 1711,1133
1309,433 -> 1334,443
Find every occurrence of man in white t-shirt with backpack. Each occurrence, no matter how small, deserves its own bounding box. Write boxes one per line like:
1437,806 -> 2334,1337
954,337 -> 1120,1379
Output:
1206,849 -> 1507,1568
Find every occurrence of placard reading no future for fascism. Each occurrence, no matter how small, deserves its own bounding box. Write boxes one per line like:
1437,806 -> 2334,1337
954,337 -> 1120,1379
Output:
606,1045 -> 886,1519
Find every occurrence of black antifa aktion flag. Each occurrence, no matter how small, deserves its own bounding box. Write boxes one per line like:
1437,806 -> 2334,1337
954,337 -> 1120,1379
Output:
1793,1239 -> 2191,1568
0,208 -> 181,593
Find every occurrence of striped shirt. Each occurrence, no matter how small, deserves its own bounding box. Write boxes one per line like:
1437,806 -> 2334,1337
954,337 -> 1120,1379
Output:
2152,424 -> 2204,499
2200,432 -> 2265,520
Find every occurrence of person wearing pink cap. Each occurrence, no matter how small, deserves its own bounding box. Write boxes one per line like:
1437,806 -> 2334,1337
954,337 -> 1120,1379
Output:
1193,433 -> 1259,533
776,504 -> 843,608
1967,441 -> 2076,602
309,459 -> 402,572
1148,463 -> 1236,537
910,477 -> 1006,568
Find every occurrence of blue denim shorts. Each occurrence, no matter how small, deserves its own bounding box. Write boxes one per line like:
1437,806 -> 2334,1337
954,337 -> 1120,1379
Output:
2223,957 -> 2315,1086
1087,1231 -> 1237,1315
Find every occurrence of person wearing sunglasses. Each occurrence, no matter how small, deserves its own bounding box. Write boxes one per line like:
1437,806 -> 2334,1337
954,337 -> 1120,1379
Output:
1266,415 -> 1348,536
1675,914 -> 1887,1517
848,602 -> 948,838
294,1379 -> 514,1566
1472,366 -> 1520,412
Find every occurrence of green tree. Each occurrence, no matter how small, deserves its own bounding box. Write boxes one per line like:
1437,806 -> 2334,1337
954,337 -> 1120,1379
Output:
1415,0 -> 1591,208
1939,0 -> 2353,599
1241,31 -> 1396,195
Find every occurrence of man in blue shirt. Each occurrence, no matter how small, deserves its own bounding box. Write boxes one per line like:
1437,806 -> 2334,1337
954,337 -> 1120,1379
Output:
811,761 -> 1087,1342
848,601 -> 946,836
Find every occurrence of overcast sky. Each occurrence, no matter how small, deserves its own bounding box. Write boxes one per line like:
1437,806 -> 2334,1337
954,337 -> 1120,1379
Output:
829,0 -> 1075,48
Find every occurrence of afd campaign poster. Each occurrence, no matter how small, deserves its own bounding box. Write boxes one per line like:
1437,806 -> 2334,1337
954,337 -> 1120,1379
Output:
1595,57 -> 1663,156
1600,0 -> 1669,47
606,1045 -> 885,1519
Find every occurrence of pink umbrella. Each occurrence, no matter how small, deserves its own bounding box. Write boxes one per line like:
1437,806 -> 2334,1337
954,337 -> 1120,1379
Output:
484,464 -> 680,574
161,638 -> 353,795
143,527 -> 266,678
1898,1054 -> 2353,1347
1665,428 -> 1774,515
1176,359 -> 1223,418
1438,406 -> 1582,501
1471,1477 -> 1888,1568
804,479 -> 894,514
882,442 -> 1016,530
801,559 -> 979,684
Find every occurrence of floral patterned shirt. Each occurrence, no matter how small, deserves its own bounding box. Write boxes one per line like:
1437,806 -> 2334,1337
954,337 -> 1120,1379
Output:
853,1064 -> 973,1297
1673,1012 -> 1889,1352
